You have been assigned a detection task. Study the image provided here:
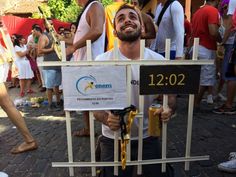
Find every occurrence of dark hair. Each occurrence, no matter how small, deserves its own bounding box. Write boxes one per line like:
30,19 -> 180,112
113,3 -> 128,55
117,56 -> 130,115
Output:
75,0 -> 96,27
34,26 -> 42,33
135,0 -> 144,8
13,34 -> 24,47
64,28 -> 71,32
70,22 -> 77,29
32,23 -> 40,30
141,0 -> 150,8
113,3 -> 142,30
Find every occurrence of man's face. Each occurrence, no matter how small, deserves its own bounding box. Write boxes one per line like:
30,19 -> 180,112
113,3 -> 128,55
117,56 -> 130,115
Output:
131,0 -> 139,7
114,8 -> 142,42
33,30 -> 40,37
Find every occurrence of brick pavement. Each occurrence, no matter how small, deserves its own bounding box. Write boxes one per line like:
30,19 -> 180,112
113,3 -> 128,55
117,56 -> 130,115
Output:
0,87 -> 236,177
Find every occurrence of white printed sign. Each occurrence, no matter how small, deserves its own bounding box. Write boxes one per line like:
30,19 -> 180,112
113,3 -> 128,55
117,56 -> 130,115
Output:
62,66 -> 127,111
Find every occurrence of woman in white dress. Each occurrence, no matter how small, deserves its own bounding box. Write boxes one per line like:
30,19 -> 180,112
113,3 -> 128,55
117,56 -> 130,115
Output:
14,35 -> 34,97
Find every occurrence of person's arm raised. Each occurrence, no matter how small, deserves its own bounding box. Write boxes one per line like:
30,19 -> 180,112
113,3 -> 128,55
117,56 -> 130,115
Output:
66,2 -> 105,56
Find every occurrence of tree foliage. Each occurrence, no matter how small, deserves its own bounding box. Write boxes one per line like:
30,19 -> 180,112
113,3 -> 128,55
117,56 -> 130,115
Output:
33,0 -> 130,22
48,0 -> 80,22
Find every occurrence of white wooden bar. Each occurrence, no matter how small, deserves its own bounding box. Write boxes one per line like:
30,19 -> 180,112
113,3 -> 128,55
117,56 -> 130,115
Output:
161,39 -> 171,172
113,40 -> 119,176
50,38 -> 212,177
137,39 -> 145,175
137,108 -> 144,175
61,41 -> 66,62
113,39 -> 119,60
0,27 -> 17,59
185,38 -> 199,171
52,155 -> 209,167
86,40 -> 97,176
86,40 -> 92,61
89,113 -> 96,176
65,111 -> 74,176
114,132 -> 119,176
127,64 -> 132,163
38,60 -> 213,67
61,42 -> 70,175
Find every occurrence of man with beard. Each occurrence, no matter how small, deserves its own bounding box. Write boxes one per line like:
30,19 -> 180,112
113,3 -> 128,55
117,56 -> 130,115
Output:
93,4 -> 174,177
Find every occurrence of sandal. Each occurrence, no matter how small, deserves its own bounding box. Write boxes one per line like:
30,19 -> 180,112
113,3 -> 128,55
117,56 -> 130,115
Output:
213,104 -> 236,115
27,89 -> 35,94
11,141 -> 38,154
8,85 -> 16,89
20,91 -> 25,97
73,128 -> 90,137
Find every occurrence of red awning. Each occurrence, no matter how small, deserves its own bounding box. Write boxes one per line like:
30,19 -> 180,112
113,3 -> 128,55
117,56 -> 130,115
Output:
1,15 -> 71,44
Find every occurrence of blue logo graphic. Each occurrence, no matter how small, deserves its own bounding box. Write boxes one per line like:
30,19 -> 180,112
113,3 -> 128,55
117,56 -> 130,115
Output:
76,75 -> 112,96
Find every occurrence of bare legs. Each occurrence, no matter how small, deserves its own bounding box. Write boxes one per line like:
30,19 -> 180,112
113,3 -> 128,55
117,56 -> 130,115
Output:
0,83 -> 37,153
73,111 -> 90,137
225,81 -> 236,108
46,86 -> 61,106
19,79 -> 32,96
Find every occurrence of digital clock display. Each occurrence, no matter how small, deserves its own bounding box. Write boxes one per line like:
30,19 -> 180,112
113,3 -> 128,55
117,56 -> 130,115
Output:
140,65 -> 201,95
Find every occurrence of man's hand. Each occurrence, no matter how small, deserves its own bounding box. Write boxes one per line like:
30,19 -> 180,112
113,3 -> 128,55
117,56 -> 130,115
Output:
154,106 -> 172,123
107,112 -> 120,131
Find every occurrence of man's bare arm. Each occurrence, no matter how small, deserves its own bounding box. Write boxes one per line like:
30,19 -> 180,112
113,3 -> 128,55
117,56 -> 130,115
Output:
209,24 -> 222,43
222,15 -> 233,44
93,111 -> 109,126
37,35 -> 53,55
66,3 -> 105,55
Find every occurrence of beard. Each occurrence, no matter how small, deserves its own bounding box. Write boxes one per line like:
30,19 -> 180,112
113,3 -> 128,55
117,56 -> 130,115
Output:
116,27 -> 141,42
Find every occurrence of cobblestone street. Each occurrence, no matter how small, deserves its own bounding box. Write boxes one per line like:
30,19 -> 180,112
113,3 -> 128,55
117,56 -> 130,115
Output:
0,86 -> 236,177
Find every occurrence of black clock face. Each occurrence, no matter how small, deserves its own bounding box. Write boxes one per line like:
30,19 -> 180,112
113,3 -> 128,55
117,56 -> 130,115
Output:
140,65 -> 201,95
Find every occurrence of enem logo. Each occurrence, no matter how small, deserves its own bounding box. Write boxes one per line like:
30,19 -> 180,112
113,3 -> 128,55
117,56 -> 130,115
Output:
76,75 -> 112,95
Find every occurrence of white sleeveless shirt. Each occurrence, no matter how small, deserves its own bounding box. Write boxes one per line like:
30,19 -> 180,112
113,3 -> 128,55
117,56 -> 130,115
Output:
73,1 -> 105,61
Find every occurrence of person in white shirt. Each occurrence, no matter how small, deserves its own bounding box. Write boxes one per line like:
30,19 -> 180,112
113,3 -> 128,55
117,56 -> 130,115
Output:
14,35 -> 34,97
93,4 -> 174,177
151,0 -> 184,60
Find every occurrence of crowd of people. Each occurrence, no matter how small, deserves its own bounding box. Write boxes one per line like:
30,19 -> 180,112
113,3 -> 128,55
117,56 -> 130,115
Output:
0,0 -> 236,176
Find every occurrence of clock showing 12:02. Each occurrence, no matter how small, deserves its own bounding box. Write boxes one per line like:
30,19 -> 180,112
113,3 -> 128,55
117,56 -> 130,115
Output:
139,65 -> 201,95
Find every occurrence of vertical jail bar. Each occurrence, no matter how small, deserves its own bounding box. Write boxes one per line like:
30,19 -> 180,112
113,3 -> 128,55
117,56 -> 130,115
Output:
137,40 -> 145,175
185,38 -> 199,170
65,111 -> 74,176
162,39 -> 171,172
113,39 -> 119,176
86,40 -> 96,176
